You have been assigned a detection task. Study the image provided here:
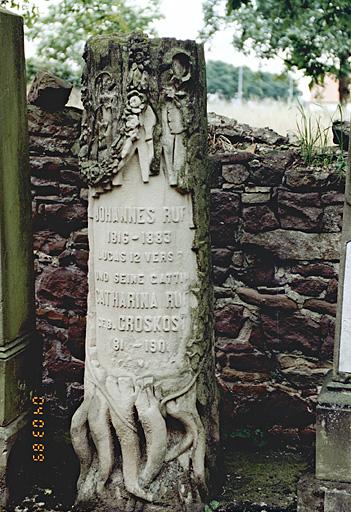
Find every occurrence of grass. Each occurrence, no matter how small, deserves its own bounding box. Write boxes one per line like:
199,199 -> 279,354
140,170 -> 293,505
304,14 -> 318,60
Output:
207,98 -> 341,140
295,102 -> 333,166
295,102 -> 348,173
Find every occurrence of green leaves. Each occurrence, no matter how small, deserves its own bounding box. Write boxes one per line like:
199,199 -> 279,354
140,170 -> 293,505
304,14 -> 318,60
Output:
226,0 -> 251,14
202,0 -> 351,102
204,500 -> 220,511
24,0 -> 162,83
0,0 -> 39,26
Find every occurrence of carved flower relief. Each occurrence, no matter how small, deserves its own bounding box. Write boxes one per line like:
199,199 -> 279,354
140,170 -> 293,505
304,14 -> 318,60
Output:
128,62 -> 149,92
140,70 -> 149,91
125,114 -> 140,131
134,50 -> 145,64
128,94 -> 144,112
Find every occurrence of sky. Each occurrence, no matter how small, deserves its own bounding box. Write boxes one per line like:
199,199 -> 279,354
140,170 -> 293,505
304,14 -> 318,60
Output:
153,0 -> 286,73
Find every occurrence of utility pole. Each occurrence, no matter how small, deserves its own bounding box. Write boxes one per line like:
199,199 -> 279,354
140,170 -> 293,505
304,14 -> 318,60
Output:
238,65 -> 243,103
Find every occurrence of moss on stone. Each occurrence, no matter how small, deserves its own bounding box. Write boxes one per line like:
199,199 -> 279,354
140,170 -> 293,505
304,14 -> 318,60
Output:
211,442 -> 309,510
0,10 -> 34,346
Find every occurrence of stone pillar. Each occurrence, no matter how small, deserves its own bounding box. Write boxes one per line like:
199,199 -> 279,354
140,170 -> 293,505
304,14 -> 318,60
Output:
70,34 -> 218,511
0,8 -> 39,508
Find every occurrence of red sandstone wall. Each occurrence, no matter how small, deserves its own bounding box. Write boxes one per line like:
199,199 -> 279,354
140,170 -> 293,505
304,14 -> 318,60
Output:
29,104 -> 86,415
29,104 -> 343,444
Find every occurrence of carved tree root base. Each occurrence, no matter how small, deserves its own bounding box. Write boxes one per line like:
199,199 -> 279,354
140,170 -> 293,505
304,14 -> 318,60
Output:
74,460 -> 204,512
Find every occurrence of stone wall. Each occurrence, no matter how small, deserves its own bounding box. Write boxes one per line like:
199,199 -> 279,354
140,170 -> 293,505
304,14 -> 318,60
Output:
29,104 -> 86,416
209,114 -> 343,445
29,101 -> 344,444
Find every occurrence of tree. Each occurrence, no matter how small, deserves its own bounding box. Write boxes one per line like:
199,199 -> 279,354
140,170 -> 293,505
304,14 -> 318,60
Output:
0,0 -> 38,26
207,60 -> 299,100
26,0 -> 162,83
202,0 -> 351,103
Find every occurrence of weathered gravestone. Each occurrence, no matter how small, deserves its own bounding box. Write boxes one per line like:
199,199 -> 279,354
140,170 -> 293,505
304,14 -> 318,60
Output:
70,33 -> 218,511
315,140 -> 351,484
0,8 -> 39,508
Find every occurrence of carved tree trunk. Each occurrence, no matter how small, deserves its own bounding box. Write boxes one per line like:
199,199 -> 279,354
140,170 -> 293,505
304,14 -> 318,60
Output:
71,34 -> 219,512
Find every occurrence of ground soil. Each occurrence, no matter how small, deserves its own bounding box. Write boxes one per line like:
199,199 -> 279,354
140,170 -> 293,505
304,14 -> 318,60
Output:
10,433 -> 311,512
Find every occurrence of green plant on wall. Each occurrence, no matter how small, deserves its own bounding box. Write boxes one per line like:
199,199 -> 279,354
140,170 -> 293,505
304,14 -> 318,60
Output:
230,427 -> 268,448
296,103 -> 348,173
205,500 -> 220,511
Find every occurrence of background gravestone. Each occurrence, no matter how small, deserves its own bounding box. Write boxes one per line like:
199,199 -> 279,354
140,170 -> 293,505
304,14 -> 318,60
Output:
0,7 -> 40,508
315,146 -> 351,484
70,34 -> 218,511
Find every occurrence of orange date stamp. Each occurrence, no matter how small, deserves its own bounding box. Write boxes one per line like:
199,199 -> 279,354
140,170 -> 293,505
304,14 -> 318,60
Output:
31,396 -> 45,462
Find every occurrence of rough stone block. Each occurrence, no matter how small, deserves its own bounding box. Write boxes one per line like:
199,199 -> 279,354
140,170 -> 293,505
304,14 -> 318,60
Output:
222,163 -> 249,184
28,71 -> 72,112
291,277 -> 327,297
215,304 -> 245,337
248,150 -> 293,186
278,190 -> 323,231
236,287 -> 297,312
210,190 -> 240,245
322,204 -> 343,232
242,191 -> 271,203
324,489 -> 351,511
298,474 -> 351,512
261,312 -> 321,355
304,299 -> 337,317
242,229 -> 341,261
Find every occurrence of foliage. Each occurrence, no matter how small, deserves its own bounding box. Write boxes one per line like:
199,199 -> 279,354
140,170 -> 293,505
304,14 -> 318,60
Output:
204,500 -> 220,512
207,60 -> 299,101
296,103 -> 331,165
0,0 -> 38,27
295,102 -> 348,171
230,427 -> 268,448
26,0 -> 162,84
202,0 -> 351,102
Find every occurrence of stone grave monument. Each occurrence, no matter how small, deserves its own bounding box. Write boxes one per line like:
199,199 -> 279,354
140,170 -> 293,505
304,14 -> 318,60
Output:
0,8 -> 40,508
298,137 -> 351,509
70,33 -> 218,511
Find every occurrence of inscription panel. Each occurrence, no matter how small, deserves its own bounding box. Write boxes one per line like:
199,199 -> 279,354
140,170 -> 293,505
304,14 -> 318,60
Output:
90,155 -> 198,378
339,242 -> 351,373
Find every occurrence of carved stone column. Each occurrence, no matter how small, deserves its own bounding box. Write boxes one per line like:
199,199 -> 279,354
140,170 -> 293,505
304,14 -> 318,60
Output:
0,8 -> 40,508
71,34 -> 218,511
